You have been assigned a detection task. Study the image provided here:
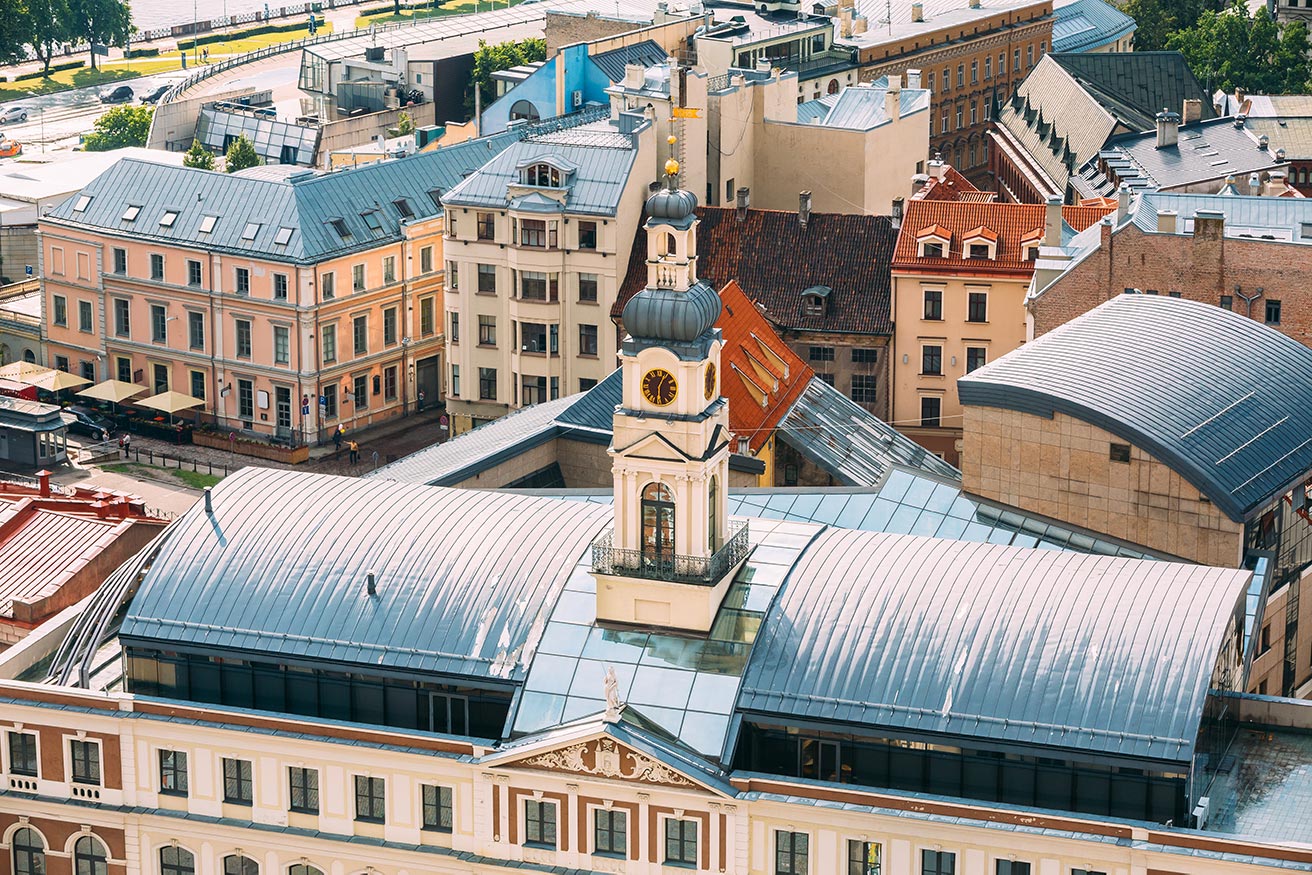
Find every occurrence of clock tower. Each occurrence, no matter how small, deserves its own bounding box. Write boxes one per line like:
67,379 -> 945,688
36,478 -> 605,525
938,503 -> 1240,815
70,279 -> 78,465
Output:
591,150 -> 749,633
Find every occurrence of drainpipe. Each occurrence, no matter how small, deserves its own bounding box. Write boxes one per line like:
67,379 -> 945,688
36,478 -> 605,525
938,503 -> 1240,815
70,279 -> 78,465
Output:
1236,286 -> 1263,319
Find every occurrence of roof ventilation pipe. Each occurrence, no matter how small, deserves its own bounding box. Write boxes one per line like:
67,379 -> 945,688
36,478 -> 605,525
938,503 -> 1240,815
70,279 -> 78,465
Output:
367,571 -> 377,596
1155,110 -> 1180,149
204,487 -> 212,514
911,1 -> 923,21
736,187 -> 751,221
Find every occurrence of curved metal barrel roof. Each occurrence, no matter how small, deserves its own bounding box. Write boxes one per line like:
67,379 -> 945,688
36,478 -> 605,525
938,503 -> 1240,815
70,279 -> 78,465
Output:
119,469 -> 612,683
958,295 -> 1312,521
738,527 -> 1249,763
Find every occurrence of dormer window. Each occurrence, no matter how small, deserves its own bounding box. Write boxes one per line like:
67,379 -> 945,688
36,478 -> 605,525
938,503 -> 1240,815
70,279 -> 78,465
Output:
915,224 -> 951,258
1021,228 -> 1043,261
801,285 -> 831,317
968,244 -> 990,259
1025,245 -> 1039,261
921,241 -> 944,257
362,210 -> 383,232
524,164 -> 562,187
962,226 -> 998,260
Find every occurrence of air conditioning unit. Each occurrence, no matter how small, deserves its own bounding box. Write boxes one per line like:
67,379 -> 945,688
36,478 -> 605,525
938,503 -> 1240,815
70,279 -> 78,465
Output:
571,90 -> 583,108
1193,796 -> 1210,829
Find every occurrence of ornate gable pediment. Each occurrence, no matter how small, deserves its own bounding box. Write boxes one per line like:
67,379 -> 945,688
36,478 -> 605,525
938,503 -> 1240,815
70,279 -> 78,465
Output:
501,736 -> 700,789
613,430 -> 693,462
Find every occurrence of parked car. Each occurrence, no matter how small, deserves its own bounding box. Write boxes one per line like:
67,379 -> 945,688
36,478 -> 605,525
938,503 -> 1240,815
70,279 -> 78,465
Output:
0,138 -> 21,158
0,105 -> 29,124
63,406 -> 115,440
99,85 -> 134,104
139,84 -> 169,104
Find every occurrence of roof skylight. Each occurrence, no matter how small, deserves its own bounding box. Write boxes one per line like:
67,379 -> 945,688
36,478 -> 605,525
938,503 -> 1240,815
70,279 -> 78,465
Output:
121,205 -> 141,222
72,195 -> 91,212
274,227 -> 294,246
241,222 -> 260,241
199,215 -> 218,234
159,210 -> 179,228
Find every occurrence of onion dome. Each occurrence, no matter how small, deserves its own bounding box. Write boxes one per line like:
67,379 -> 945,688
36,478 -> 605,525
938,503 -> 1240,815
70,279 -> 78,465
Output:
622,282 -> 721,343
646,183 -> 698,224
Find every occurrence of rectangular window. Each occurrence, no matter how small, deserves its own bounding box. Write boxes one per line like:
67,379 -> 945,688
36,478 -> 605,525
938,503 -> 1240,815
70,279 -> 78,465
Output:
384,365 -> 397,400
322,272 -> 335,300
776,831 -> 809,875
966,346 -> 987,372
1014,49 -> 1021,72
450,312 -> 460,343
353,315 -> 368,355
921,345 -> 943,375
7,731 -> 37,777
477,264 -> 497,294
1110,442 -> 1131,463
999,51 -> 1006,75
447,261 -> 458,291
150,253 -> 164,281
849,841 -> 882,875
522,374 -> 548,405
451,365 -> 461,397
113,247 -> 127,274
274,273 -> 288,300
159,749 -> 188,796
354,775 -> 386,822
479,367 -> 497,400
274,326 -> 290,365
525,799 -> 557,847
956,64 -> 964,87
116,357 -> 131,384
521,271 -> 549,300
114,299 -> 130,337
1027,44 -> 1034,66
479,315 -> 497,346
942,66 -> 950,91
188,260 -> 202,287
236,319 -> 252,358
852,347 -> 878,364
1220,294 -> 1233,310
477,212 -> 495,240
984,56 -> 992,79
579,220 -> 598,250
920,396 -> 942,428
1266,299 -> 1282,324
851,375 -> 878,403
70,739 -> 100,785
354,374 -> 369,411
808,346 -> 835,362
289,766 -> 319,814
421,246 -> 434,274
967,291 -> 988,322
383,256 -> 396,285
595,808 -> 627,857
580,377 -> 597,392
923,850 -> 955,875
53,294 -> 67,327
579,273 -> 599,303
421,297 -> 436,336
580,324 -> 598,356
941,115 -> 949,134
422,784 -> 454,831
237,379 -> 254,421
323,384 -> 338,419
520,218 -> 547,248
997,863 -> 1030,875
190,370 -> 206,401
521,322 -> 547,353
234,267 -> 250,296
323,325 -> 337,363
149,304 -> 166,342
384,307 -> 398,346
665,818 -> 698,866
923,289 -> 943,320
150,362 -> 168,395
956,105 -> 963,129
726,178 -> 735,202
352,263 -> 365,292
79,300 -> 93,332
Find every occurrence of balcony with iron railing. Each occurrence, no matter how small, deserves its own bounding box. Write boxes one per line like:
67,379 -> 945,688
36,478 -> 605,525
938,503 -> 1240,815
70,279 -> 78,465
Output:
591,519 -> 750,585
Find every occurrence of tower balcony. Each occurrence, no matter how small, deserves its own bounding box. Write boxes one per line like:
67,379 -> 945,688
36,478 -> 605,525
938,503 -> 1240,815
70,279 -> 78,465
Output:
591,519 -> 750,586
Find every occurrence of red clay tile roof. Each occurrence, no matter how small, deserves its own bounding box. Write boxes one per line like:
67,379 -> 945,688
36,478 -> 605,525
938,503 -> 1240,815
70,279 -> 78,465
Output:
616,206 -> 898,336
916,224 -> 952,239
716,280 -> 814,454
892,200 -> 1115,278
914,165 -> 990,202
963,225 -> 998,242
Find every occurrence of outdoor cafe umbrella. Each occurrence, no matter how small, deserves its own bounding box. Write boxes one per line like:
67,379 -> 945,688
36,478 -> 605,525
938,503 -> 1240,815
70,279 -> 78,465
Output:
0,361 -> 51,381
23,369 -> 91,392
77,379 -> 148,404
135,390 -> 205,425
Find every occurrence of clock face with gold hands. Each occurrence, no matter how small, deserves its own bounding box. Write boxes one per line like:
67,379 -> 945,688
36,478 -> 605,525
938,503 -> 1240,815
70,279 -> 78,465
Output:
705,362 -> 717,400
642,368 -> 678,407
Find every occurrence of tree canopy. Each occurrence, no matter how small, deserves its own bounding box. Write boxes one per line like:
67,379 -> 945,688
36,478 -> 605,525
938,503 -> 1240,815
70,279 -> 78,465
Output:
183,139 -> 215,170
68,0 -> 131,70
24,0 -> 70,74
82,104 -> 152,151
224,134 -> 260,173
1122,0 -> 1223,51
467,37 -> 547,116
0,0 -> 32,66
1166,0 -> 1312,93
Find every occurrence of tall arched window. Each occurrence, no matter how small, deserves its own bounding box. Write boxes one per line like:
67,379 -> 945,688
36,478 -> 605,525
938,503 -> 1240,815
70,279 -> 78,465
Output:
11,828 -> 45,875
708,475 -> 719,551
74,836 -> 108,875
160,847 -> 196,875
289,866 -> 325,875
641,483 -> 676,565
224,855 -> 260,875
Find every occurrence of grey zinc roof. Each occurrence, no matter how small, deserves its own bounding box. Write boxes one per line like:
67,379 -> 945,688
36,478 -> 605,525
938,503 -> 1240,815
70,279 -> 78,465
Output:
1128,190 -> 1312,239
738,527 -> 1249,762
44,130 -> 523,263
1082,119 -> 1286,196
118,468 -> 612,683
1052,0 -> 1136,53
813,84 -> 931,131
959,294 -> 1312,521
590,40 -> 671,83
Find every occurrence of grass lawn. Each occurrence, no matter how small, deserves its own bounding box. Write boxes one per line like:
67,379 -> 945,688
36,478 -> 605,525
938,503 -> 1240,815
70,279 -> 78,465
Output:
101,461 -> 223,490
355,0 -> 514,28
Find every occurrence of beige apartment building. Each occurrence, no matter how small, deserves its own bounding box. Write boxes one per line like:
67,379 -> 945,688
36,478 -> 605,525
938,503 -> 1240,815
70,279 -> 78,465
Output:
37,141 -> 524,444
440,111 -> 656,434
889,192 -> 1112,463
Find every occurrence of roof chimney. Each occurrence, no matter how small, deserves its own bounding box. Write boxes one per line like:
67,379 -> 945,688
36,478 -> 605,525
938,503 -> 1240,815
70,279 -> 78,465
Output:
366,570 -> 377,596
1234,113 -> 1247,129
1258,134 -> 1269,151
1181,98 -> 1203,125
799,191 -> 812,227
1155,110 -> 1180,149
911,1 -> 923,20
1194,208 -> 1225,238
968,0 -> 980,8
1155,209 -> 1177,234
885,74 -> 901,121
1116,182 -> 1131,226
906,68 -> 922,89
928,153 -> 946,179
203,486 -> 212,514
1044,193 -> 1063,247
736,187 -> 750,221
35,469 -> 50,497
891,196 -> 904,230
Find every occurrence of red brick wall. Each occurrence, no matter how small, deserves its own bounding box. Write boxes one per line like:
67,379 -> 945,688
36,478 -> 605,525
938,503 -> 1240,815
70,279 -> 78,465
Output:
0,813 -> 126,874
1029,221 -> 1312,345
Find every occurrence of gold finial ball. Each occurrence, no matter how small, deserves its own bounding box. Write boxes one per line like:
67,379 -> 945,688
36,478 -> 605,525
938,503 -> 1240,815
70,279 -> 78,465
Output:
664,157 -> 680,176
667,134 -> 678,145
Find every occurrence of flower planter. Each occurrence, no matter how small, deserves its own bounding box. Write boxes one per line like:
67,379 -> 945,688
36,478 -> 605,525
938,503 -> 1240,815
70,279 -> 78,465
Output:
193,430 -> 310,463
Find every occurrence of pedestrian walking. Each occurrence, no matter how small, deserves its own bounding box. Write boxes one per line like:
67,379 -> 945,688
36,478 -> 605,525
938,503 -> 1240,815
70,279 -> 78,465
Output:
348,440 -> 360,464
417,389 -> 426,411
122,433 -> 131,453
333,425 -> 344,451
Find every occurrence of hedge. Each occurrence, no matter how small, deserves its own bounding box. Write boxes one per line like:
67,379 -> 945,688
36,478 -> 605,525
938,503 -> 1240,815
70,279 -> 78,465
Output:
126,46 -> 161,58
14,59 -> 85,80
180,17 -> 320,49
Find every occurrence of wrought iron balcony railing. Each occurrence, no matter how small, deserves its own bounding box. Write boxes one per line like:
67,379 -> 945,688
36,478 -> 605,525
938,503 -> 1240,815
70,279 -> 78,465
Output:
591,519 -> 750,586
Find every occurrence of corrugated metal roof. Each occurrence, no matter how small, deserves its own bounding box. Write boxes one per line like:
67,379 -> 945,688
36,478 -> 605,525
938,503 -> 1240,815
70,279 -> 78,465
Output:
815,85 -> 931,131
0,510 -> 118,616
590,40 -> 671,83
738,527 -> 1249,762
119,468 -> 612,682
959,294 -> 1312,521
43,130 -> 524,264
1093,119 -> 1287,194
1129,190 -> 1312,237
1051,0 -> 1135,53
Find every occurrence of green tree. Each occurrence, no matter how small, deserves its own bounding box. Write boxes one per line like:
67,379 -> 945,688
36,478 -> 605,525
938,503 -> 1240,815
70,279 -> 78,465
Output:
183,138 -> 214,170
1167,0 -> 1312,93
467,37 -> 547,116
224,134 -> 260,173
396,110 -> 414,135
0,0 -> 32,66
67,0 -> 131,70
81,104 -> 152,150
25,0 -> 70,75
1123,0 -> 1223,50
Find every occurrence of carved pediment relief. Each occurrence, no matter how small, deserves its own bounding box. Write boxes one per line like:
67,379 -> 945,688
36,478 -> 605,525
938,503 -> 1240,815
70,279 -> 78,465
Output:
504,737 -> 699,789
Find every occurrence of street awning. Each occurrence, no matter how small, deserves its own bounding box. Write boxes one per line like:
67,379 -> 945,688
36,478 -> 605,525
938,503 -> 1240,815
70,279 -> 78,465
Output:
77,379 -> 149,404
136,390 -> 205,414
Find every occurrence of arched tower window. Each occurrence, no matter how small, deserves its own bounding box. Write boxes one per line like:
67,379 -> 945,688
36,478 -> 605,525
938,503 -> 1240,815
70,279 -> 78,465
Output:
662,232 -> 678,256
641,482 -> 676,564
224,855 -> 260,875
160,847 -> 196,875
